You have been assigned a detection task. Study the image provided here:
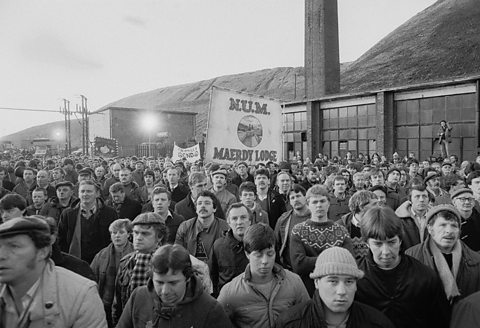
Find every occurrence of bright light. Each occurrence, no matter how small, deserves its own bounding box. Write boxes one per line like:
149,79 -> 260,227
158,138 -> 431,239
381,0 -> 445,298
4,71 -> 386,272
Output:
141,113 -> 157,131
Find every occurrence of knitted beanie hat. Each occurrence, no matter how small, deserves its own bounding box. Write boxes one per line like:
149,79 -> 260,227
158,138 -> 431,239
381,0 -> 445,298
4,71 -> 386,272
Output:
309,247 -> 364,280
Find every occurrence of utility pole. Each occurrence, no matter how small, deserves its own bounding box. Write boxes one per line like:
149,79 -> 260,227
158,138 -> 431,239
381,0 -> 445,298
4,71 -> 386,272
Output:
75,95 -> 89,155
60,99 -> 71,155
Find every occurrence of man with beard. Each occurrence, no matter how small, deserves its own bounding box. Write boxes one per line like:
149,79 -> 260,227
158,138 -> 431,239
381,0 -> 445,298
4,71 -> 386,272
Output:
175,191 -> 229,263
210,203 -> 252,295
58,180 -> 118,263
13,167 -> 36,199
300,167 -> 319,191
424,171 -> 451,205
151,186 -> 184,244
275,184 -> 311,270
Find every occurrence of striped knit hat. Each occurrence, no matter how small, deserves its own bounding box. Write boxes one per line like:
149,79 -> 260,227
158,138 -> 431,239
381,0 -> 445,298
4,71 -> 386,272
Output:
310,247 -> 364,279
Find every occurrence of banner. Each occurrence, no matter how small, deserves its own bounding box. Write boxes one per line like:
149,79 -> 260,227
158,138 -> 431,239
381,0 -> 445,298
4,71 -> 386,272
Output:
172,143 -> 201,163
205,87 -> 283,164
94,137 -> 118,157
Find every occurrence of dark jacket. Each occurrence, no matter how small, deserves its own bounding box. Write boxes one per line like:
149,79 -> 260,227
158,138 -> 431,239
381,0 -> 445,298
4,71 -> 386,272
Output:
395,201 -> 423,250
274,291 -> 395,328
406,238 -> 480,303
51,243 -> 95,281
356,253 -> 450,328
232,173 -> 254,187
450,291 -> 480,328
40,196 -> 77,223
57,198 -> 118,263
168,182 -> 190,203
259,189 -> 287,229
106,196 -> 142,221
116,275 -> 232,328
103,176 -> 119,199
27,183 -> 56,204
174,192 -> 225,220
209,230 -> 249,296
327,193 -> 350,222
175,217 -> 229,259
90,242 -> 134,305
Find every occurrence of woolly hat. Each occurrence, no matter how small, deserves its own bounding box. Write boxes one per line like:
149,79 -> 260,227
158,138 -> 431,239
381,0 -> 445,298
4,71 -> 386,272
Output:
309,247 -> 364,280
450,187 -> 473,200
425,204 -> 462,225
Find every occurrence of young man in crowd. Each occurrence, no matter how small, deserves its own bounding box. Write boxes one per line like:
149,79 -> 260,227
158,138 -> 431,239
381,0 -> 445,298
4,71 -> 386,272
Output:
290,185 -> 353,296
116,244 -> 231,328
274,184 -> 310,270
239,181 -> 269,224
151,186 -> 185,244
25,187 -> 47,215
254,168 -> 286,229
210,202 -> 252,295
112,212 -> 167,325
175,191 -> 229,263
0,193 -> 27,221
356,206 -> 450,328
218,223 -> 309,328
327,175 -> 350,222
275,247 -> 394,328
40,180 -> 76,223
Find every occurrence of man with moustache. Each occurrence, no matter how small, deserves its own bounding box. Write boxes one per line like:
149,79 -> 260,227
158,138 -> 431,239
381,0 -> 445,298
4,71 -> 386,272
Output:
406,205 -> 480,304
175,191 -> 229,263
210,203 -> 252,295
424,170 -> 451,205
275,184 -> 311,270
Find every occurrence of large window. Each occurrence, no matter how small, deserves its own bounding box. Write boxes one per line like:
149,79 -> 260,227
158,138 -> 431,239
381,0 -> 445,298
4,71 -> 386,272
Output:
322,103 -> 377,159
284,112 -> 307,160
395,93 -> 476,160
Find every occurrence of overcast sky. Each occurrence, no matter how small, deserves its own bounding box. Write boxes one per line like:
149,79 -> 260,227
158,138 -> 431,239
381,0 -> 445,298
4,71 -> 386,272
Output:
0,0 -> 436,138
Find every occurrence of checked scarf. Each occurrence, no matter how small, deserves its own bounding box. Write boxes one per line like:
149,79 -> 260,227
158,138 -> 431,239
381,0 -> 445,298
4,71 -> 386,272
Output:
129,252 -> 153,294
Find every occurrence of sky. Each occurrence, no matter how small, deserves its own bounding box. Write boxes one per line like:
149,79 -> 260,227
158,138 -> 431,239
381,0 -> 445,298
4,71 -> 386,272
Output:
0,0 -> 437,138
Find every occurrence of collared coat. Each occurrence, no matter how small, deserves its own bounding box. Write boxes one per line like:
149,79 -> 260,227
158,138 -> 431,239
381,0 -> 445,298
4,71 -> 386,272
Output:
0,260 -> 107,328
217,264 -> 310,328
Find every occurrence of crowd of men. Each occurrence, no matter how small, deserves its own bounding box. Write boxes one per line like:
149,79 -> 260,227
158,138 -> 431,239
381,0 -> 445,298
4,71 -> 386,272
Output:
0,151 -> 480,327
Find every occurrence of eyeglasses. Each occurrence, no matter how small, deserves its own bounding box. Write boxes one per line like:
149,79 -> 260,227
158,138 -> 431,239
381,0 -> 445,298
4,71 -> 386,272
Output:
456,197 -> 475,203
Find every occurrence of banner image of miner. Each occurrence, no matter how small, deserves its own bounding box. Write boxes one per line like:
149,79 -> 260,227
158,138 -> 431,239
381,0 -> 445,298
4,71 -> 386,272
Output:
205,86 -> 283,165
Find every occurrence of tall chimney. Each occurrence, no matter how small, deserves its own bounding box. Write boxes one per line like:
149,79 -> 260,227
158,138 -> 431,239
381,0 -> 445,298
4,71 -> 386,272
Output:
305,0 -> 340,98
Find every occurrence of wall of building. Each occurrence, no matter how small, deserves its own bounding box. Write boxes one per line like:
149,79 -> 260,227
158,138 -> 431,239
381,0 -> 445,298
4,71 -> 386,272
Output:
295,78 -> 480,162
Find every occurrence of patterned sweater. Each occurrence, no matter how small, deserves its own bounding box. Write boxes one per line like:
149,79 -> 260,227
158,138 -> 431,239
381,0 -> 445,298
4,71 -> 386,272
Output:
289,219 -> 353,295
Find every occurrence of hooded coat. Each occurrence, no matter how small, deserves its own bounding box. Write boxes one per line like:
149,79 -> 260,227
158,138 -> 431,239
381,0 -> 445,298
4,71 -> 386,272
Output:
116,275 -> 231,328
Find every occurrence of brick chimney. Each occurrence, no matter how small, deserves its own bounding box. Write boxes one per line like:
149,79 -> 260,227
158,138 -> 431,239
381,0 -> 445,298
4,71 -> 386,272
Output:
305,0 -> 340,98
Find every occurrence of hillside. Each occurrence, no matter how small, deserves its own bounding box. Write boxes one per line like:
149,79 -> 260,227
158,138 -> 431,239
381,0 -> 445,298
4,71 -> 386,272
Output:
0,119 -> 83,148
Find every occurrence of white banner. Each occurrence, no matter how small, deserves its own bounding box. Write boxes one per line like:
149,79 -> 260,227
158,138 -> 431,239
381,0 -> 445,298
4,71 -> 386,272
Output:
172,143 -> 201,163
205,87 -> 283,164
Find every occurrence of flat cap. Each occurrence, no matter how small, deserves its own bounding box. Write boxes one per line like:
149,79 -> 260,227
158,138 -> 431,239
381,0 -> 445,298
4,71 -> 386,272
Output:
450,187 -> 473,199
211,169 -> 227,177
78,167 -> 94,176
424,172 -> 440,185
55,181 -> 74,190
0,217 -> 50,238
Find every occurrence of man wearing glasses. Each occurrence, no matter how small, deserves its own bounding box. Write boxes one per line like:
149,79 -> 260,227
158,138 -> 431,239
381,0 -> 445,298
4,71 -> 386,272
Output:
451,188 -> 480,251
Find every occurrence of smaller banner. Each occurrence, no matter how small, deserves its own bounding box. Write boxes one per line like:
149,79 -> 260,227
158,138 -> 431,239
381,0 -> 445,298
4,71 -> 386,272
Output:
94,137 -> 118,157
172,143 -> 201,163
